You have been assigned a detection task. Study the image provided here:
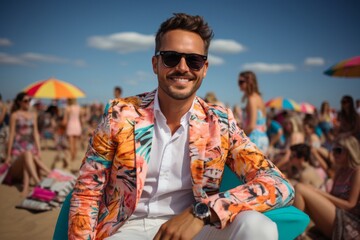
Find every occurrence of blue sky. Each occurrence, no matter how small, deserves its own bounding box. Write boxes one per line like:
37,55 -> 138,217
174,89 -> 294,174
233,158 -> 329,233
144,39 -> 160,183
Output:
1,0 -> 359,110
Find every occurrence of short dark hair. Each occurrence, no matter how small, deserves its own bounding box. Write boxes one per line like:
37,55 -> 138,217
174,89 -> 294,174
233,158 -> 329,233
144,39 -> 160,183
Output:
290,143 -> 311,162
303,114 -> 318,129
114,86 -> 122,94
155,13 -> 214,55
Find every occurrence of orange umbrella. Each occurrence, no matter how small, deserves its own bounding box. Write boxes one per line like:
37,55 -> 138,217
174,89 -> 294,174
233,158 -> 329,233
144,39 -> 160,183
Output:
23,77 -> 86,99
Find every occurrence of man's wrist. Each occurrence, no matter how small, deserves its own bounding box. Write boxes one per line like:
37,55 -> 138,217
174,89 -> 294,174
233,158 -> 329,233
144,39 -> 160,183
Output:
192,202 -> 211,225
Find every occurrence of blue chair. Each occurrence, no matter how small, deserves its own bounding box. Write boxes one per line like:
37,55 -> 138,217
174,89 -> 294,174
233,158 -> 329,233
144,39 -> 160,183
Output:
54,167 -> 310,240
220,166 -> 310,240
53,191 -> 72,240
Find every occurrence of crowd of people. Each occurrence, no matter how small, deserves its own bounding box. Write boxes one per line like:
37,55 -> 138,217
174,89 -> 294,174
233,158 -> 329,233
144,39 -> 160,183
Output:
1,13 -> 360,240
1,79 -> 360,239
198,71 -> 360,239
0,91 -> 110,196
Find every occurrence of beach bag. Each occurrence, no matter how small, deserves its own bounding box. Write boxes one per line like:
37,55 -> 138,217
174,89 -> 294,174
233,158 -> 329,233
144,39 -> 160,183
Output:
0,163 -> 9,184
31,186 -> 56,202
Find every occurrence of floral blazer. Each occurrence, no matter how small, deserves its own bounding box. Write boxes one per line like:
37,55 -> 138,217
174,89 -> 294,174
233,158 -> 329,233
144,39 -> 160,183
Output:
68,90 -> 294,239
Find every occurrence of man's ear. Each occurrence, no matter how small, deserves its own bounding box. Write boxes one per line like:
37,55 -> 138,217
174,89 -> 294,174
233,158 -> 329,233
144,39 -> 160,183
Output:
152,56 -> 158,74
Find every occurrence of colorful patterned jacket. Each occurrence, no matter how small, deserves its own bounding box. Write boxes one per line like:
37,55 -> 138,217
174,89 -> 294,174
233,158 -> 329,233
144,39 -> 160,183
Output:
68,90 -> 294,239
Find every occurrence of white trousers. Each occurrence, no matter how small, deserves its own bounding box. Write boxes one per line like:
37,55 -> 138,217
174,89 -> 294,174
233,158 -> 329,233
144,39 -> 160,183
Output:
105,210 -> 278,240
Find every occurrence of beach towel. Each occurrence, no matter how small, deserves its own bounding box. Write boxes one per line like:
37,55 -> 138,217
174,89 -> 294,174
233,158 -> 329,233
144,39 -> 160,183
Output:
15,169 -> 77,213
16,198 -> 52,212
31,186 -> 56,202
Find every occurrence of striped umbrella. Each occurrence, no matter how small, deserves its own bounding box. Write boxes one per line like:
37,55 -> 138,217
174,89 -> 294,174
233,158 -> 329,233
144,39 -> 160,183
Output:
324,56 -> 360,78
23,77 -> 86,99
265,97 -> 300,111
299,102 -> 316,114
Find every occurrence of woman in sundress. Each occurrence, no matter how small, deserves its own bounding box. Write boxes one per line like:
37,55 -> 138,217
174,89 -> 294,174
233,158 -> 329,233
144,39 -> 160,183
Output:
5,92 -> 50,196
63,98 -> 82,162
238,71 -> 269,153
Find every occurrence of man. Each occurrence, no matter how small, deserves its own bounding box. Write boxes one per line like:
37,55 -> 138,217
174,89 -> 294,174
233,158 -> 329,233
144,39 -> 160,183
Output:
69,13 -> 294,240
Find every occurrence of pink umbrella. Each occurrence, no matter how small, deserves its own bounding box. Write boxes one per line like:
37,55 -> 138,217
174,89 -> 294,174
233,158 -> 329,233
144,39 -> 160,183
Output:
324,56 -> 360,78
300,102 -> 316,114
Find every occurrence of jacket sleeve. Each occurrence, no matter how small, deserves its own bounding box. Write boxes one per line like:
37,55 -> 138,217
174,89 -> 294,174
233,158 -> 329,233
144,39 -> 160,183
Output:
205,108 -> 295,229
68,101 -> 116,239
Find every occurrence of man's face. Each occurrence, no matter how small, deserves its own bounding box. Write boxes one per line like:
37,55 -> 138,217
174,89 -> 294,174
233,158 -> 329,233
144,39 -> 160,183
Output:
152,29 -> 208,102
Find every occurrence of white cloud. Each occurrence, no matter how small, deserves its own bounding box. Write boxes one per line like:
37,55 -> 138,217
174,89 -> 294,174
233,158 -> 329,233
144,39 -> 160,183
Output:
210,39 -> 246,54
88,32 -> 154,53
0,38 -> 13,47
0,52 -> 86,67
208,54 -> 224,65
242,62 -> 296,73
304,57 -> 325,66
0,52 -> 26,65
22,52 -> 69,63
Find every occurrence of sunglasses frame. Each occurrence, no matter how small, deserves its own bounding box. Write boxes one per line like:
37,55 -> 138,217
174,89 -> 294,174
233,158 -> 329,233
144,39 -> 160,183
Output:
155,51 -> 207,71
238,80 -> 246,85
22,98 -> 31,103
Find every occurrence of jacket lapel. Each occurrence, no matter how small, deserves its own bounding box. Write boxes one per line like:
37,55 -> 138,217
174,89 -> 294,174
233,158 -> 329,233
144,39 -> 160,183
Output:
133,91 -> 156,202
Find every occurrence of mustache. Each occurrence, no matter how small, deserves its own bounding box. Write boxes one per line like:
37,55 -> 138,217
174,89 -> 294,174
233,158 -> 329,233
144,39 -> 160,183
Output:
168,71 -> 194,79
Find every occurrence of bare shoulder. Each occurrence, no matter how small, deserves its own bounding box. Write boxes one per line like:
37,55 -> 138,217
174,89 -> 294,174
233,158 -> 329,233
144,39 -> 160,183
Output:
355,167 -> 360,176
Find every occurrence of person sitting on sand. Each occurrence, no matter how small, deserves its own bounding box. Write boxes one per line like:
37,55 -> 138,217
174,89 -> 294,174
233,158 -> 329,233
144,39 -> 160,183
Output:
5,92 -> 51,196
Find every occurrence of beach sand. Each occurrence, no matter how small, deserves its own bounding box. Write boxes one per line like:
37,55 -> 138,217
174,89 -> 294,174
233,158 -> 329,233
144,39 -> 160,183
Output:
0,146 -> 85,240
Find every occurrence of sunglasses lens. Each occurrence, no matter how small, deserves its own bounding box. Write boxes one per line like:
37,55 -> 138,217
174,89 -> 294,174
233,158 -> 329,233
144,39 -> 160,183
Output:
186,55 -> 205,70
160,51 -> 206,70
162,52 -> 182,68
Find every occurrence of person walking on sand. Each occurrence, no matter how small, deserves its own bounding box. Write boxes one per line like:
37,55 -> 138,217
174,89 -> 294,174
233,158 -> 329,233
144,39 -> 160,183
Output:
5,92 -> 51,196
63,98 -> 82,162
68,13 -> 294,240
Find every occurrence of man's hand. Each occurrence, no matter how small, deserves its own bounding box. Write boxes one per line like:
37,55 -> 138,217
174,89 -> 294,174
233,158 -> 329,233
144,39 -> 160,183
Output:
153,207 -> 205,240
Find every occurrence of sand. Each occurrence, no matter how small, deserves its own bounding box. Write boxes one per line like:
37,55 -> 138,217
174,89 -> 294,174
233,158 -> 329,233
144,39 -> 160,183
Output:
0,146 -> 85,240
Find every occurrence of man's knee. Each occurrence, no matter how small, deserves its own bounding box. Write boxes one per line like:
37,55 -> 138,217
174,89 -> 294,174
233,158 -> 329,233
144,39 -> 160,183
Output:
233,211 -> 278,240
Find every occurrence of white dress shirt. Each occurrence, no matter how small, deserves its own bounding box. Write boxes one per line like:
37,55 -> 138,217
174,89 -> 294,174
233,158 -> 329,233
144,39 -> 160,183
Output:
131,91 -> 195,219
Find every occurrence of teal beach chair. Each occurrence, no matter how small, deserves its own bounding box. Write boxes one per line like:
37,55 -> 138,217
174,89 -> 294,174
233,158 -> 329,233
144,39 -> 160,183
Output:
220,166 -> 310,240
54,166 -> 310,240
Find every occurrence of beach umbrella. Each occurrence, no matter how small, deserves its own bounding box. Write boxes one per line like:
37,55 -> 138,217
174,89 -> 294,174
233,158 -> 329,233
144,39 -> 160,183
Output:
23,77 -> 86,99
299,102 -> 316,114
265,97 -> 300,111
324,56 -> 360,78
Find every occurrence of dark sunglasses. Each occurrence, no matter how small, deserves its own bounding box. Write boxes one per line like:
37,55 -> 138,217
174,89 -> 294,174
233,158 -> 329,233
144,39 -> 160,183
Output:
332,147 -> 343,155
238,80 -> 246,85
22,98 -> 31,103
155,51 -> 207,71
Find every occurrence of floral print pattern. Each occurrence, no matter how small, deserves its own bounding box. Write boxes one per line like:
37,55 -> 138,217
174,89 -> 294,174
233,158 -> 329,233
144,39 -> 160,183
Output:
69,89 -> 294,239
